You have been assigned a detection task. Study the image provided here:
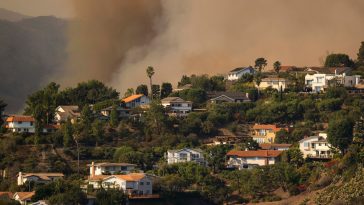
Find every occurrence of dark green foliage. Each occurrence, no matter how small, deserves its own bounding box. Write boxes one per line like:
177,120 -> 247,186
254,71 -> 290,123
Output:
317,98 -> 342,112
135,84 -> 148,96
171,88 -> 207,106
328,117 -> 354,153
325,87 -> 347,99
62,118 -> 73,147
274,129 -> 290,143
24,82 -> 60,124
109,105 -> 119,128
58,80 -> 119,107
161,82 -> 173,98
324,53 -> 354,67
205,145 -> 232,173
178,75 -> 191,87
285,148 -> 304,167
95,188 -> 127,205
255,57 -> 267,72
152,84 -> 160,100
32,180 -> 87,204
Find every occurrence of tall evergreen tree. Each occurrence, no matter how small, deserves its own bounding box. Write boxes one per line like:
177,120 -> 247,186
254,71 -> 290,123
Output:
161,82 -> 173,98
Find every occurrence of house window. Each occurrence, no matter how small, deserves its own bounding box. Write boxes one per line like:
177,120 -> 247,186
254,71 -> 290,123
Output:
317,77 -> 324,83
18,121 -> 22,124
30,122 -> 33,126
304,142 -> 309,147
140,182 -> 144,185
311,143 -> 315,148
146,182 -> 150,185
319,143 -> 321,146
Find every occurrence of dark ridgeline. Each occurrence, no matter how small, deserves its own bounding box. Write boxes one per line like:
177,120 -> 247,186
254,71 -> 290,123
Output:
0,10 -> 67,113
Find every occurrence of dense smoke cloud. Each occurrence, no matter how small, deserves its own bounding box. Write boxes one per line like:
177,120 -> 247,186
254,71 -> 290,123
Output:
63,0 -> 162,85
65,0 -> 364,92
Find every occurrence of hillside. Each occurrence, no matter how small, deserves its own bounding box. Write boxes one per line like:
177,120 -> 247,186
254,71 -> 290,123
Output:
0,16 -> 67,113
0,8 -> 30,22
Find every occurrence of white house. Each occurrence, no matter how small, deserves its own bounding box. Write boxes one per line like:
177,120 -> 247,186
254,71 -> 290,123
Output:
122,94 -> 150,109
161,97 -> 192,117
5,115 -> 35,133
54,105 -> 80,123
88,162 -> 137,176
166,148 -> 205,165
17,172 -> 64,186
87,173 -> 153,196
226,150 -> 282,169
227,67 -> 255,81
207,92 -> 251,103
305,73 -> 361,92
13,192 -> 35,205
299,133 -> 333,159
256,77 -> 290,91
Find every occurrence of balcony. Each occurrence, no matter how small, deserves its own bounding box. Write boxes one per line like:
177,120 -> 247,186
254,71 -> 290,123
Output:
307,154 -> 333,159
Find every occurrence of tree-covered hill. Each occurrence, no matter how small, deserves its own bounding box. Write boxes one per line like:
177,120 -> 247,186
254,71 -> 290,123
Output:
0,16 -> 67,113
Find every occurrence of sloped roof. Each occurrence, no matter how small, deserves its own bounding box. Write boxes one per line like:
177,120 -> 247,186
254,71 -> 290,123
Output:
88,175 -> 109,181
168,147 -> 203,154
56,105 -> 80,120
20,173 -> 64,180
259,143 -> 292,150
226,150 -> 282,158
252,124 -> 284,132
14,192 -> 35,201
161,97 -> 191,103
261,77 -> 288,82
207,91 -> 249,101
122,94 -> 144,103
6,115 -> 35,122
113,173 -> 146,181
306,67 -> 351,74
229,66 -> 254,73
87,162 -> 136,167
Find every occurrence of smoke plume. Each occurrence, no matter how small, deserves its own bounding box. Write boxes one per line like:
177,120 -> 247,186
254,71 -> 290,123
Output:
65,0 -> 364,92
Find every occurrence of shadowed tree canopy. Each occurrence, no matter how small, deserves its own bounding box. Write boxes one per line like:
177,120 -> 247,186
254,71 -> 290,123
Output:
58,80 -> 119,107
135,84 -> 148,96
324,53 -> 354,67
161,82 -> 173,98
327,117 -> 354,154
255,57 -> 267,72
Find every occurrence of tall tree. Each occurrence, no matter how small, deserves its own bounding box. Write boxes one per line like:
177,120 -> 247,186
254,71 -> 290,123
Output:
327,117 -> 354,154
109,105 -> 119,128
146,66 -> 155,100
357,41 -> 364,67
254,57 -> 267,72
324,53 -> 354,67
92,119 -> 104,146
161,82 -> 173,98
123,88 -> 134,98
25,82 -> 60,124
135,84 -> 148,96
152,84 -> 160,100
178,75 -> 191,87
273,61 -> 281,74
0,99 -> 7,125
62,118 -> 73,147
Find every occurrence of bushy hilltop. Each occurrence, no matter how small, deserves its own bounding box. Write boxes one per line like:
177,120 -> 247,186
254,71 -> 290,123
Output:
0,46 -> 364,204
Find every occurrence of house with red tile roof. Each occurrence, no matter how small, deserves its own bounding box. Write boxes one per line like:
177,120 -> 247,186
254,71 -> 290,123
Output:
226,150 -> 283,169
86,173 -> 153,196
5,115 -> 35,133
122,94 -> 150,109
17,172 -> 64,186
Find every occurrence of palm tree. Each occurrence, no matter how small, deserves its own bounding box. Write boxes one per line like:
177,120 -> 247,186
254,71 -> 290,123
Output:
273,61 -> 281,74
254,57 -> 267,72
146,66 -> 155,100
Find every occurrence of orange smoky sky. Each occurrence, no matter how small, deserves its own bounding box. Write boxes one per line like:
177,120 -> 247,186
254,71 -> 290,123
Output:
2,0 -> 364,93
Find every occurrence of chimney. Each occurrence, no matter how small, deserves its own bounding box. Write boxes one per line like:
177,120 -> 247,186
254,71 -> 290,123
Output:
245,92 -> 249,100
18,172 -> 22,186
91,162 -> 95,178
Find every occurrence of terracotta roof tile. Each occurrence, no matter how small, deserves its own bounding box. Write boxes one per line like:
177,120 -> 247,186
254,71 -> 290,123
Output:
122,94 -> 144,103
6,115 -> 35,122
14,192 -> 35,201
226,150 -> 283,158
